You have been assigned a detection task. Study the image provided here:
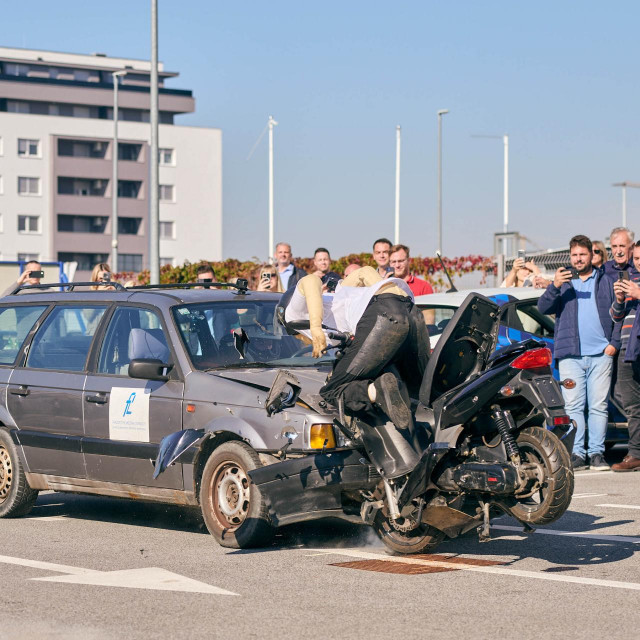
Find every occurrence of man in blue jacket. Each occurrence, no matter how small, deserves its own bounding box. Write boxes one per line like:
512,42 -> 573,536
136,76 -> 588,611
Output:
538,235 -> 620,470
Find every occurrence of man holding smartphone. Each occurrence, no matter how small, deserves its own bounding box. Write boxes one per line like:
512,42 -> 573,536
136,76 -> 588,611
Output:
538,235 -> 620,471
610,240 -> 640,471
1,260 -> 44,297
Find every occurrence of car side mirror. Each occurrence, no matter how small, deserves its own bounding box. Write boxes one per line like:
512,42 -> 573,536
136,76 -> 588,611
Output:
129,358 -> 173,381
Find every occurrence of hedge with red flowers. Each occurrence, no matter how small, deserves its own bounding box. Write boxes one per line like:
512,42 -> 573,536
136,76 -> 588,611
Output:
116,253 -> 496,290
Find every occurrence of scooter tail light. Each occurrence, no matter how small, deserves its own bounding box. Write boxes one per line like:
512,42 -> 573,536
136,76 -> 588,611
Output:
510,347 -> 553,370
553,415 -> 571,426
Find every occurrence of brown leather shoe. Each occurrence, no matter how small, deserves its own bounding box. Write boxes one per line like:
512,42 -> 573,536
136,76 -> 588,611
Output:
611,455 -> 640,472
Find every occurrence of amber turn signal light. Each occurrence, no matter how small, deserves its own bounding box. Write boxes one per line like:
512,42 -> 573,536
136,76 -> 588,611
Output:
561,378 -> 576,389
310,424 -> 336,449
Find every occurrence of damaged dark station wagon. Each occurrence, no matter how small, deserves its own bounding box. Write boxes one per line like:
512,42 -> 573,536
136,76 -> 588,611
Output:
0,280 -> 349,547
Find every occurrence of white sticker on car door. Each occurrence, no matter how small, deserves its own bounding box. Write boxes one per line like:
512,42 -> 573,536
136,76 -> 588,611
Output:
109,387 -> 151,442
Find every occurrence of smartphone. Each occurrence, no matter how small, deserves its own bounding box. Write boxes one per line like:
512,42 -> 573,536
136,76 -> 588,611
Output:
29,270 -> 44,279
101,273 -> 111,282
325,278 -> 339,293
563,265 -> 579,279
261,272 -> 271,282
517,249 -> 526,261
618,270 -> 630,281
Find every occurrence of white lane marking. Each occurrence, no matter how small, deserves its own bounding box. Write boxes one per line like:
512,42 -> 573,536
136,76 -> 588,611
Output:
0,554 -> 237,595
575,470 -> 616,477
492,525 -> 640,544
597,504 -> 640,511
35,567 -> 238,595
572,493 -> 608,499
25,516 -> 67,521
311,548 -> 640,591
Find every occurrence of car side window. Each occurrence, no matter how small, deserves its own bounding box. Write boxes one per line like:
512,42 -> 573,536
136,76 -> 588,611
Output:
26,305 -> 107,371
515,302 -> 554,338
0,305 -> 48,365
97,307 -> 170,375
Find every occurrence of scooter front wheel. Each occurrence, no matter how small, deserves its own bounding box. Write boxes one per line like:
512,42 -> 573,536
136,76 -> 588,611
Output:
373,512 -> 445,555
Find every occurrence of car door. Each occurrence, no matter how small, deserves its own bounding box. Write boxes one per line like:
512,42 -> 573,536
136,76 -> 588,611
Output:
82,305 -> 184,489
7,304 -> 108,478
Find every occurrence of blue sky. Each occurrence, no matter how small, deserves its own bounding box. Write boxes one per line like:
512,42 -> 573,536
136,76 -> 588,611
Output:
5,1 -> 640,260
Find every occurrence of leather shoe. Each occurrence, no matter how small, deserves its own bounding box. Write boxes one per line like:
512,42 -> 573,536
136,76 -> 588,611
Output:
611,455 -> 640,472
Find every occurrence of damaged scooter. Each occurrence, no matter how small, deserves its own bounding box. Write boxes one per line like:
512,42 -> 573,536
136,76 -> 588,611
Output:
248,294 -> 576,554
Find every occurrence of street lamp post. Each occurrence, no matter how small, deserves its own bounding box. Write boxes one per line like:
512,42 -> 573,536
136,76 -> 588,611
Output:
268,115 -> 278,263
111,70 -> 127,273
472,133 -> 510,252
149,0 -> 160,284
394,125 -> 401,245
612,182 -> 640,228
437,109 -> 449,255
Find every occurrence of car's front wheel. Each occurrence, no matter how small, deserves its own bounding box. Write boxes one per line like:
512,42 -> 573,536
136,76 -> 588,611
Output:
199,441 -> 274,548
0,429 -> 38,518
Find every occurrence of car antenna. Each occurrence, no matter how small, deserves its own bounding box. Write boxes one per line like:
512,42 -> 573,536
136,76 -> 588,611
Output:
436,251 -> 458,293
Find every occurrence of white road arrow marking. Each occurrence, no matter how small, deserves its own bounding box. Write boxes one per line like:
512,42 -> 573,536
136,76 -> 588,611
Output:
0,554 -> 237,595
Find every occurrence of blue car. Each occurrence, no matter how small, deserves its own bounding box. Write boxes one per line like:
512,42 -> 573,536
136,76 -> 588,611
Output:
417,287 -> 628,448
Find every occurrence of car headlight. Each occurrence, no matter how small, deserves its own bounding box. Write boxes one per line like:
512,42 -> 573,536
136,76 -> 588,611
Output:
309,424 -> 336,449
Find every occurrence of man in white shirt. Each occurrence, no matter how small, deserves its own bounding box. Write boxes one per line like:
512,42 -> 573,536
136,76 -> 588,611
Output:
282,266 -> 429,429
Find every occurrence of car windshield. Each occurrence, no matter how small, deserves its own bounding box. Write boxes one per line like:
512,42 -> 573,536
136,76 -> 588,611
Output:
418,304 -> 457,337
172,301 -> 335,370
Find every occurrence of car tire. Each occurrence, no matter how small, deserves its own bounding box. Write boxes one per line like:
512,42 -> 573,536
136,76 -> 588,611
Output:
0,429 -> 38,518
199,441 -> 274,548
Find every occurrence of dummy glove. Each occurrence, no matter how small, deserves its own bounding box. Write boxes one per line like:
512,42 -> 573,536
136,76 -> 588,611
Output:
310,327 -> 327,358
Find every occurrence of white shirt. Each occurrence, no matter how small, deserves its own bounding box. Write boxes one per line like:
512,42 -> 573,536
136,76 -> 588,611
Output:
284,278 -> 413,342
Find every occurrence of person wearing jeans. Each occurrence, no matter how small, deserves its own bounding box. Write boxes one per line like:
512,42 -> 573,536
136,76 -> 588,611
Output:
538,235 -> 620,470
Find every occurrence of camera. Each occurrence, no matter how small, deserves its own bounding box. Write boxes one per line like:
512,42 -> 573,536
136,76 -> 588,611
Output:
29,270 -> 44,279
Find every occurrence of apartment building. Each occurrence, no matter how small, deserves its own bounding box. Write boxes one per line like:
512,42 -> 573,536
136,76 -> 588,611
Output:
0,47 -> 222,279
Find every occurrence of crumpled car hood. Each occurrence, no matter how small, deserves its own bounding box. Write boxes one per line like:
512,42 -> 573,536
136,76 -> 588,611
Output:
212,367 -> 331,412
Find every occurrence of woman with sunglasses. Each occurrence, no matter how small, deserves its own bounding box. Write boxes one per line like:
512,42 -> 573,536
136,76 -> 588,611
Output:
591,240 -> 607,269
255,265 -> 284,292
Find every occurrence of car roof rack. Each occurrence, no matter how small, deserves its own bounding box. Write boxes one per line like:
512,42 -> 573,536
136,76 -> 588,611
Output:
128,278 -> 250,294
10,282 -> 127,294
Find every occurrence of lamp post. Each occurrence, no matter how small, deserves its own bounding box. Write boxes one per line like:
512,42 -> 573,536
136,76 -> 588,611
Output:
612,182 -> 640,228
394,125 -> 401,245
111,70 -> 127,273
472,133 -> 509,252
437,109 -> 449,255
268,115 -> 278,263
149,0 -> 160,284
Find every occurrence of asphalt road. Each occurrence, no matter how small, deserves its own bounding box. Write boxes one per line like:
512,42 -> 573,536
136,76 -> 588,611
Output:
1,450 -> 639,640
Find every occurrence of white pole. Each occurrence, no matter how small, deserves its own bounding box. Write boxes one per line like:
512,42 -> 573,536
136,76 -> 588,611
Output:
268,115 -> 277,263
503,134 -> 509,233
437,109 -> 449,255
111,72 -> 121,273
623,185 -> 627,228
394,125 -> 401,245
149,0 -> 159,283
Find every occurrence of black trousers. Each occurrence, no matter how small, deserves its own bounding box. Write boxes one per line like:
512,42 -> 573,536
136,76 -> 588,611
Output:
320,294 -> 429,421
615,350 -> 640,458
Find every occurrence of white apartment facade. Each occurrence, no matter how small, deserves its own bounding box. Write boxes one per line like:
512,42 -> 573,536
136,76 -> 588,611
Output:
0,47 -> 222,280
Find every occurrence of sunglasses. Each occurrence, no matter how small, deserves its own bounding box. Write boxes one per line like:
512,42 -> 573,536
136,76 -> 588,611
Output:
593,249 -> 603,255
198,278 -> 213,283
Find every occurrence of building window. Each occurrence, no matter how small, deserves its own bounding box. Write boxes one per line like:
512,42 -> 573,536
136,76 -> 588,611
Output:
159,185 -> 174,202
160,257 -> 174,266
18,253 -> 40,262
58,177 -> 108,197
57,215 -> 108,233
118,217 -> 142,235
58,139 -> 108,158
5,63 -> 29,76
18,139 -> 41,158
159,221 -> 175,239
119,254 -> 143,272
159,148 -> 175,165
17,177 -> 40,196
117,180 -> 142,199
118,143 -> 142,162
18,215 -> 40,234
57,252 -> 109,271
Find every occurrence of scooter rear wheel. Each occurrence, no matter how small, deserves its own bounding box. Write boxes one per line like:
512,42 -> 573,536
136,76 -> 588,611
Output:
373,512 -> 445,555
506,426 -> 574,525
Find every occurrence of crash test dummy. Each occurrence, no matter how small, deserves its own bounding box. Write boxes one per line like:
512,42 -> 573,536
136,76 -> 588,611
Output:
281,266 -> 430,429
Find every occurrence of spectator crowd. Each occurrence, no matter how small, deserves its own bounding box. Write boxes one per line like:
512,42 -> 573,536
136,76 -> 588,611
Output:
5,228 -> 639,474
